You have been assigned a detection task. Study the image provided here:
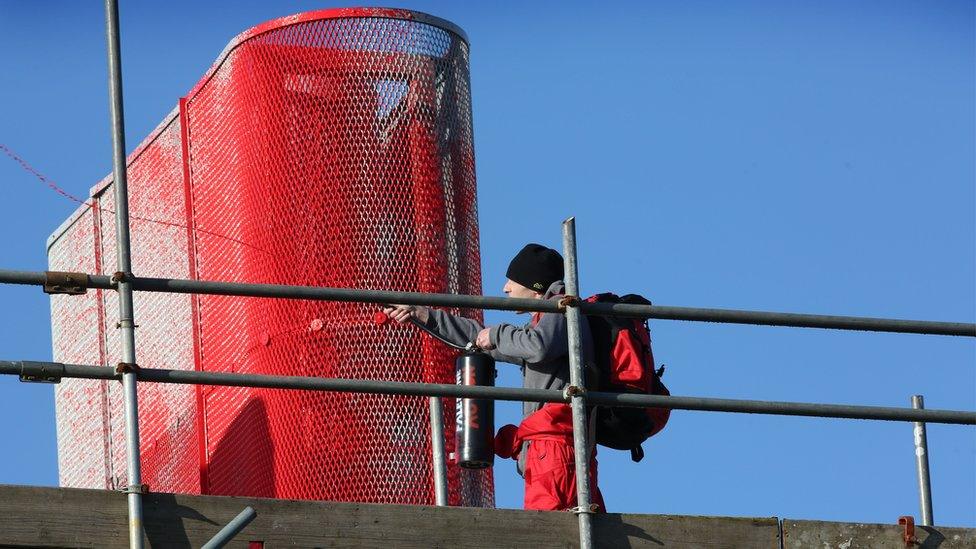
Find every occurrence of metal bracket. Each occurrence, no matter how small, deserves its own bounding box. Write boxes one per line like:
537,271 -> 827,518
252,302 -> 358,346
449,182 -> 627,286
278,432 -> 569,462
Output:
563,385 -> 586,400
115,362 -> 139,375
120,483 -> 149,495
19,361 -> 64,384
898,516 -> 917,546
569,503 -> 600,515
43,271 -> 88,295
557,295 -> 581,311
111,271 -> 129,284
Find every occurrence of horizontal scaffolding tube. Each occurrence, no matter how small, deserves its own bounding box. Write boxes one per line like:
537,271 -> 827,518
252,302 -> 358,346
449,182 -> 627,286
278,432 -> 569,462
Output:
2,360 -> 974,425
1,269 -> 973,336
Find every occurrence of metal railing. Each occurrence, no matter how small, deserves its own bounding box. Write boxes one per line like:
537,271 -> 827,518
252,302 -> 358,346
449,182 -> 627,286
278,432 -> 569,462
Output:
2,358 -> 974,425
2,268 -> 972,337
2,253 -> 974,549
0,1 -> 972,547
3,244 -> 975,549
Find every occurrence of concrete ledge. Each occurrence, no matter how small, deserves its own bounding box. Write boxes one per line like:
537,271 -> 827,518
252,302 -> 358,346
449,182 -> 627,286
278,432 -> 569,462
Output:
783,519 -> 976,549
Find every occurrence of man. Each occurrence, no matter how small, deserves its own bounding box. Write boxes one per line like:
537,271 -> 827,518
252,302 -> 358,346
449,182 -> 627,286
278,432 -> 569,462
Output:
383,243 -> 605,512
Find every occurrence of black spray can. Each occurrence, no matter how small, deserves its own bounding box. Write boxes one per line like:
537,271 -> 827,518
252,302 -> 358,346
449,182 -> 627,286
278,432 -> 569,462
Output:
455,351 -> 495,469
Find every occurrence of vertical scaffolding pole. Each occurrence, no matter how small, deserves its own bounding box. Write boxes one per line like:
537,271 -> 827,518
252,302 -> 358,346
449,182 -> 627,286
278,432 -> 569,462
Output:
104,1 -> 145,547
562,217 -> 594,549
912,395 -> 934,526
429,396 -> 449,506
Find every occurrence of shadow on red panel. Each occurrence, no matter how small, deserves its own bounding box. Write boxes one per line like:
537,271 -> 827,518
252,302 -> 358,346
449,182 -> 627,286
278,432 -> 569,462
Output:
207,397 -> 276,498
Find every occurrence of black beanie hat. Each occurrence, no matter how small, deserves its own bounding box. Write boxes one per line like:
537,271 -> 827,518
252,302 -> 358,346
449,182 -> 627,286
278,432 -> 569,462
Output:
506,244 -> 564,293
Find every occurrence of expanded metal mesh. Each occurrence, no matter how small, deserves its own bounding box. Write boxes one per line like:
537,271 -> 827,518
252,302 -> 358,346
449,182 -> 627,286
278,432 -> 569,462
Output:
49,9 -> 491,507
50,207 -> 111,490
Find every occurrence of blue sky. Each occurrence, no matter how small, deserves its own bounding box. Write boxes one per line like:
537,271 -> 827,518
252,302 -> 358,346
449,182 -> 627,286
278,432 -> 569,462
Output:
1,0 -> 973,527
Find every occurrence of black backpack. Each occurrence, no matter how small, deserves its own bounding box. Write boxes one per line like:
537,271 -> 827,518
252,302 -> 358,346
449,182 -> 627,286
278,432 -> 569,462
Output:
585,293 -> 671,462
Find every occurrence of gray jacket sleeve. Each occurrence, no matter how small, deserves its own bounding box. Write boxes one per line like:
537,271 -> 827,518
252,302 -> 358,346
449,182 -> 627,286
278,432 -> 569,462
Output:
426,309 -> 525,365
425,308 -> 483,345
489,312 -> 567,368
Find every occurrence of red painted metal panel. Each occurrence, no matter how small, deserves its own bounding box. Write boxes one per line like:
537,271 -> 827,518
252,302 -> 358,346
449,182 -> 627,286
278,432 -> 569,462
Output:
49,9 -> 490,507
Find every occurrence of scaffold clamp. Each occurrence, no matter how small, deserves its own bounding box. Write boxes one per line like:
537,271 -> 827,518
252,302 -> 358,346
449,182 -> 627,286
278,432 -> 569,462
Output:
569,503 -> 600,515
563,385 -> 586,400
557,295 -> 581,311
43,271 -> 88,295
115,362 -> 139,375
120,483 -> 149,495
19,361 -> 64,384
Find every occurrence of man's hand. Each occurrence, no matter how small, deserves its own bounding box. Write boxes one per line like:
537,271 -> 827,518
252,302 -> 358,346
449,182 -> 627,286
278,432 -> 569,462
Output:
475,328 -> 495,350
382,305 -> 430,324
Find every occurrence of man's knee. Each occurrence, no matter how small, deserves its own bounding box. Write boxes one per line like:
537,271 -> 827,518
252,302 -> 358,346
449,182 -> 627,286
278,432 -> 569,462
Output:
523,441 -> 578,511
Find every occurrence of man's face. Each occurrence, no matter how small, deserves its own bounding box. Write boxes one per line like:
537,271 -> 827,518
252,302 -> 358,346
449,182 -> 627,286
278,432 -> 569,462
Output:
503,278 -> 542,300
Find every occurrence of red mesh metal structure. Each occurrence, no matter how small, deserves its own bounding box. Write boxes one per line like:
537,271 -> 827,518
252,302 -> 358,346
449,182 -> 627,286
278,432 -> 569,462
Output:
48,8 -> 491,507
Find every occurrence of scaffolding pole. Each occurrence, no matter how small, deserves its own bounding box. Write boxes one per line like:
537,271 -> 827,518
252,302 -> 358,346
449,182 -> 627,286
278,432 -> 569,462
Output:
563,217 -> 593,549
103,1 -> 144,547
201,507 -> 257,549
3,269 -> 973,337
912,395 -> 935,525
4,361 -> 974,425
429,397 -> 449,506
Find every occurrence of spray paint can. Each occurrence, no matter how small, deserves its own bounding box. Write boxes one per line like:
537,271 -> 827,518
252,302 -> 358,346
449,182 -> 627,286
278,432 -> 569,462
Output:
375,309 -> 495,469
455,351 -> 495,468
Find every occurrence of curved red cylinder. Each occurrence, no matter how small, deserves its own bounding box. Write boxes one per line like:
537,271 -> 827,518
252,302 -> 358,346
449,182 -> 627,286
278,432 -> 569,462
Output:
50,8 -> 491,508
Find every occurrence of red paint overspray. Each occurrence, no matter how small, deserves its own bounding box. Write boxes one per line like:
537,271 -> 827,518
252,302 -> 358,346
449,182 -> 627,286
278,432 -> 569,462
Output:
48,9 -> 491,507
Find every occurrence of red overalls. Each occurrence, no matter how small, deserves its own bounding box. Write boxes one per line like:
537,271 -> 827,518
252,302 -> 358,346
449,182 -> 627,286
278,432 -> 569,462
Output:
495,403 -> 605,512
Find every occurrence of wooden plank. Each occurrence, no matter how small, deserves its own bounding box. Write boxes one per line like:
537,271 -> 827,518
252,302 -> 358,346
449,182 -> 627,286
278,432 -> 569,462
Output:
594,514 -> 781,548
0,483 -> 779,548
783,519 -> 976,548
